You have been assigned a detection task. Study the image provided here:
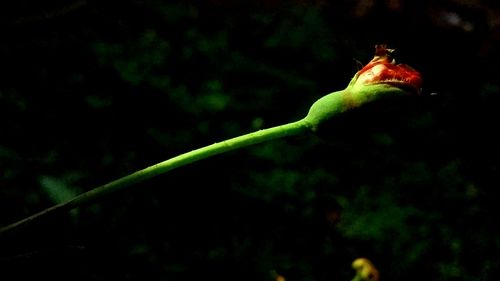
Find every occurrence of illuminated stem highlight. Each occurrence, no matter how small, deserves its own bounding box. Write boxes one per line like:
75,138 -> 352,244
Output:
0,119 -> 311,237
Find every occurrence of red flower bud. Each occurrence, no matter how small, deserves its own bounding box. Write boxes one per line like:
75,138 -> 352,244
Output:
354,45 -> 422,94
304,45 -> 423,132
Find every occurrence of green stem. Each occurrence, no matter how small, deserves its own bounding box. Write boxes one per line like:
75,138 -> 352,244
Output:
0,118 -> 312,237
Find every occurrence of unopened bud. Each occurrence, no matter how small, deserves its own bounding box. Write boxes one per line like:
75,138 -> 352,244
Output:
305,45 -> 422,132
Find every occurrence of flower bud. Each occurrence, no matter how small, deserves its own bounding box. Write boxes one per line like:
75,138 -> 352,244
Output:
353,44 -> 422,95
304,45 -> 422,132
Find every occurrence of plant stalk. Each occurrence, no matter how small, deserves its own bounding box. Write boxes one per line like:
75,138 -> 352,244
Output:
0,118 -> 311,237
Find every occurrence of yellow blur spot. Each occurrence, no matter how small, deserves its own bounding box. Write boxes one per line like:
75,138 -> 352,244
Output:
352,257 -> 380,281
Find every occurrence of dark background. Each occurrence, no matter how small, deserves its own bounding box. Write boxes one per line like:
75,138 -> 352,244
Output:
1,0 -> 500,280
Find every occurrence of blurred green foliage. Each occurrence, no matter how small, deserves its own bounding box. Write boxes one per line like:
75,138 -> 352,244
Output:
2,1 -> 500,281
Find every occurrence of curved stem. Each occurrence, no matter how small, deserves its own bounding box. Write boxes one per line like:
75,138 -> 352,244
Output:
0,118 -> 311,237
